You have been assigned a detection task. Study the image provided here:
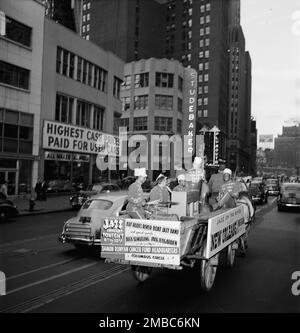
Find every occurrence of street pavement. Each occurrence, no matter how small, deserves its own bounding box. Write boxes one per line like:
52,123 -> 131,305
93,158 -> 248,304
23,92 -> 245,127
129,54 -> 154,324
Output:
0,197 -> 299,313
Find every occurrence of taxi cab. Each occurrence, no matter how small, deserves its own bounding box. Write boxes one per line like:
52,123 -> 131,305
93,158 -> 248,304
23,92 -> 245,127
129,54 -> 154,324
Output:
277,182 -> 300,211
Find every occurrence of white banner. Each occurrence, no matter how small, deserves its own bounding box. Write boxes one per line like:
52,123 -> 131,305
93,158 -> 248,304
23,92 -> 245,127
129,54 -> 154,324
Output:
205,206 -> 246,258
43,120 -> 119,156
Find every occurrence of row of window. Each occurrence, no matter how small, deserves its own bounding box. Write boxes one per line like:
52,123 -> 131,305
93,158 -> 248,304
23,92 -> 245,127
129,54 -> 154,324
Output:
121,95 -> 183,113
119,117 -> 181,132
55,93 -> 105,131
56,47 -> 112,94
121,72 -> 181,91
198,110 -> 208,118
200,27 -> 210,36
198,62 -> 209,71
0,109 -> 33,154
82,2 -> 91,11
200,3 -> 211,12
0,60 -> 30,90
200,15 -> 210,24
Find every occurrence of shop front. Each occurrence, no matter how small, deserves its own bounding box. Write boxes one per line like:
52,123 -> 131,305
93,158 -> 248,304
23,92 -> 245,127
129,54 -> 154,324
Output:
42,121 -> 119,188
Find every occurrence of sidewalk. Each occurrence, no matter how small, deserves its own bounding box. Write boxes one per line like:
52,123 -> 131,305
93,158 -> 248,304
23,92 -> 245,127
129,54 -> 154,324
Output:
11,194 -> 72,217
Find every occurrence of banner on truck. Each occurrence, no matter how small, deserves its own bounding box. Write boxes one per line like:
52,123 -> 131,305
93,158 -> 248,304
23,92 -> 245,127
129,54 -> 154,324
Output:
101,218 -> 181,266
205,206 -> 245,258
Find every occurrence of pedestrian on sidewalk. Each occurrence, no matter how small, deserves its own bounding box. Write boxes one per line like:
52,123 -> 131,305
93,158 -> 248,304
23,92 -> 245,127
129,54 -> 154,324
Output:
41,180 -> 48,201
35,178 -> 42,200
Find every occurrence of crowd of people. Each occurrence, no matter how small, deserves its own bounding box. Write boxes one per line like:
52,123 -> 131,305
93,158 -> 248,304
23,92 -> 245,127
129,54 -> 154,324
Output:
125,157 -> 246,219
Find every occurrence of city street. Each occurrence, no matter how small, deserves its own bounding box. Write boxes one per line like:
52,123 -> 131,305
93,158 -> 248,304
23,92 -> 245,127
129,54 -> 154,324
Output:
0,197 -> 299,313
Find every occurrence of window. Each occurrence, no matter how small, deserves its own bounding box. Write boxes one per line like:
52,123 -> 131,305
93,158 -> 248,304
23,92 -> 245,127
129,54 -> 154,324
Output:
198,75 -> 203,83
204,74 -> 209,81
198,86 -> 203,94
134,117 -> 148,131
205,38 -> 210,46
94,65 -> 107,92
86,35 -> 90,40
119,118 -> 129,131
134,73 -> 149,88
198,98 -> 202,106
203,109 -> 208,117
121,75 -> 132,90
155,72 -> 174,88
69,53 -> 75,78
199,40 -> 204,47
178,98 -> 183,113
188,30 -> 192,39
206,15 -> 210,23
93,106 -> 104,131
206,3 -> 211,11
0,109 -> 33,154
204,85 -> 208,93
199,51 -> 204,58
178,76 -> 183,91
155,95 -> 173,110
56,47 -> 63,73
83,15 -> 86,22
56,47 -> 75,79
76,100 -> 91,127
200,28 -> 204,36
113,77 -> 122,99
113,112 -> 121,133
122,97 -> 131,111
0,60 -> 29,90
155,117 -> 172,132
204,97 -> 208,105
200,5 -> 205,12
87,24 -> 90,31
177,119 -> 182,133
200,17 -> 205,25
205,50 -> 209,58
199,63 -> 203,71
187,54 -> 191,62
134,95 -> 148,109
205,27 -> 210,34
87,14 -> 90,21
4,16 -> 32,47
55,94 -> 73,124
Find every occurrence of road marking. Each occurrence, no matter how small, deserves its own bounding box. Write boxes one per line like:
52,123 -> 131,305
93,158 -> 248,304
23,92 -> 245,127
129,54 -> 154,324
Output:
6,258 -> 81,281
1,264 -> 129,313
0,233 -> 60,249
6,262 -> 98,295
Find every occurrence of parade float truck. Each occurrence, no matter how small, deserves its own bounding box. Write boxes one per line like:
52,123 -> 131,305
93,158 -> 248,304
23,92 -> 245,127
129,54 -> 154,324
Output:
100,186 -> 253,292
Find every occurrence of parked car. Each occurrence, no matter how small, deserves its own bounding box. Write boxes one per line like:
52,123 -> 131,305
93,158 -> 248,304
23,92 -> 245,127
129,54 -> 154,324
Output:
0,192 -> 19,221
277,182 -> 300,211
60,192 -> 148,248
249,181 -> 268,205
69,183 -> 121,210
265,178 -> 280,196
46,180 -> 73,193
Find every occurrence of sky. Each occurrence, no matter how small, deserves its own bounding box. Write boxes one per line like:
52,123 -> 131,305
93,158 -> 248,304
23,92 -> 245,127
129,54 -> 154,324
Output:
240,0 -> 300,145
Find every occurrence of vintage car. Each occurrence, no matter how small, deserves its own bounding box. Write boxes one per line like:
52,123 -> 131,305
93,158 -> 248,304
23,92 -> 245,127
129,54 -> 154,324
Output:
277,182 -> 300,211
46,179 -> 73,193
0,192 -> 19,221
265,178 -> 280,196
69,183 -> 121,210
249,181 -> 268,205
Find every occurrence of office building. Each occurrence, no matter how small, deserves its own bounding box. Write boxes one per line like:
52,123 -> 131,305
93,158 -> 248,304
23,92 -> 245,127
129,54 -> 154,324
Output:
0,0 -> 45,195
41,16 -> 124,185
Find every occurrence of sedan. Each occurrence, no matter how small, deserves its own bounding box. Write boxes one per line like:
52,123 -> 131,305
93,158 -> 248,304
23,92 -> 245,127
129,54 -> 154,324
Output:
0,192 -> 19,221
60,192 -> 148,248
277,182 -> 300,211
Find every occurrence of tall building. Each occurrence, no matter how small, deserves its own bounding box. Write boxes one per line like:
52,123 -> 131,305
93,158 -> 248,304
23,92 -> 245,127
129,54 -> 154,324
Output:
250,118 -> 257,175
0,0 -> 45,195
79,0 -> 165,61
163,0 -> 231,161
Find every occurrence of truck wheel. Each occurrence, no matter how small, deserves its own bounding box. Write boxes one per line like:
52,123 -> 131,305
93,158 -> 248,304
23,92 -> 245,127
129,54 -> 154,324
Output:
132,265 -> 152,282
200,245 -> 219,292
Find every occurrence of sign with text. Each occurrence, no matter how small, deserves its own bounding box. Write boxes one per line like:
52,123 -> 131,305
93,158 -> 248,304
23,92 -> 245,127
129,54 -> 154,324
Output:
101,218 -> 181,266
205,206 -> 245,258
43,120 -> 119,156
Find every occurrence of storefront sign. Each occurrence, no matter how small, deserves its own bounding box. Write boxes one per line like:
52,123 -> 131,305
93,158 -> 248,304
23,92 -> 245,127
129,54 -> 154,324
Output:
205,206 -> 246,259
101,218 -> 181,266
44,151 -> 72,162
43,121 -> 119,156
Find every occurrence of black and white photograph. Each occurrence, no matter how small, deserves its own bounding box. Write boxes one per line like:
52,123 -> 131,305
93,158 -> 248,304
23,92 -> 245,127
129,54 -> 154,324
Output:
0,0 -> 299,325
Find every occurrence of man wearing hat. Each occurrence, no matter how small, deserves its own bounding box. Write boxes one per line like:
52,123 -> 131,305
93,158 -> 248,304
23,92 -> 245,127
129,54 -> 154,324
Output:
208,158 -> 226,206
149,174 -> 170,203
126,168 -> 148,219
173,173 -> 187,192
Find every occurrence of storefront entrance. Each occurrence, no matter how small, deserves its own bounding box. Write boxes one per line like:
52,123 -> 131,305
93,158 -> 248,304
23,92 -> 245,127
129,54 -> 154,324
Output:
0,169 -> 17,195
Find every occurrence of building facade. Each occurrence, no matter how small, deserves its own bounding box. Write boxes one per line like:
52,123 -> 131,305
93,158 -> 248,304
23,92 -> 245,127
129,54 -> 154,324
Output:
40,17 -> 124,185
79,0 -> 165,62
120,58 -> 197,180
274,124 -> 300,174
0,0 -> 45,195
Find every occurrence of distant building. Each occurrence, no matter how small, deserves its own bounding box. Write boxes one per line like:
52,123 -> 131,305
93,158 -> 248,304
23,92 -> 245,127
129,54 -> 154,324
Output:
250,119 -> 257,175
274,124 -> 300,173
